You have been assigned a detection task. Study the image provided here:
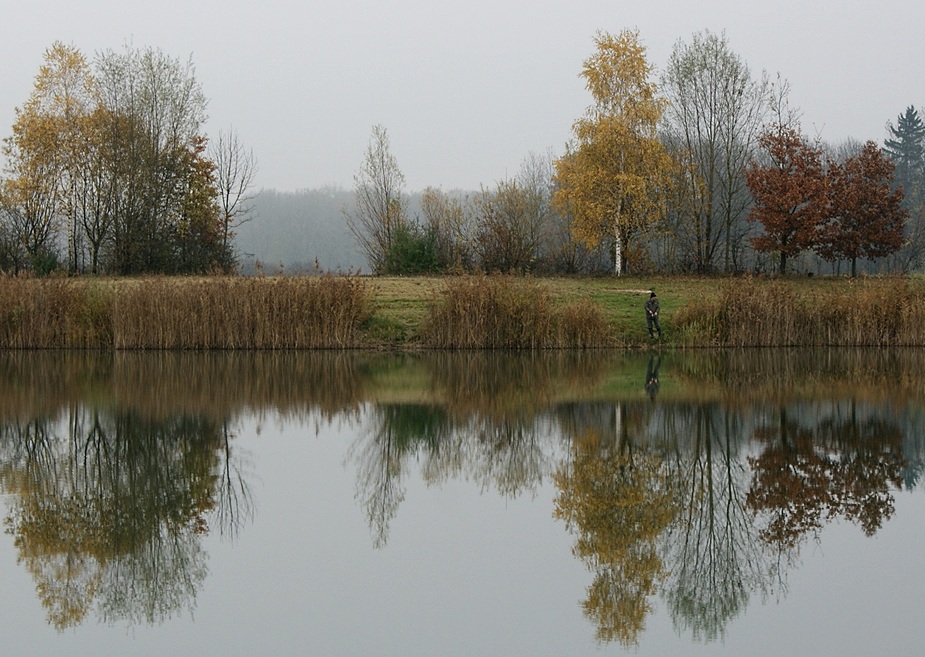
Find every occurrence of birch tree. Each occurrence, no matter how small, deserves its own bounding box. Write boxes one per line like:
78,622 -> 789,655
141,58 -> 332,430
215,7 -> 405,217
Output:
1,42 -> 98,272
553,30 -> 672,275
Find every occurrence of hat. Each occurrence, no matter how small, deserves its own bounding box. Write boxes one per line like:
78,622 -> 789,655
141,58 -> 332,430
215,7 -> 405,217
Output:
650,291 -> 656,297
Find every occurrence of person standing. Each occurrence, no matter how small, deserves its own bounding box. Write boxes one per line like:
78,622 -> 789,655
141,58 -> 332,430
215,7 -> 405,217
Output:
645,291 -> 661,339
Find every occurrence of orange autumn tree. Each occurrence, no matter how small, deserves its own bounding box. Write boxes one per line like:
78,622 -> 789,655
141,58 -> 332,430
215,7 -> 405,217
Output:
745,126 -> 826,274
815,141 -> 907,276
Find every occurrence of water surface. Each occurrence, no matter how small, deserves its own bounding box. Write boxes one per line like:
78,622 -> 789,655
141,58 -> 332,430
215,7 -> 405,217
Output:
1,349 -> 922,655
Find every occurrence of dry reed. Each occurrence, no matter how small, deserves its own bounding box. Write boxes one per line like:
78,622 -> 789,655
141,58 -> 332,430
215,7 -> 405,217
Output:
0,277 -> 113,348
113,275 -> 370,349
0,274 -> 370,349
421,275 -> 613,349
674,276 -> 925,347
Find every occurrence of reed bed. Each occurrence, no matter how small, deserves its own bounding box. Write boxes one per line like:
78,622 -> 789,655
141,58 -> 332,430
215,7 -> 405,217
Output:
674,276 -> 925,347
0,277 -> 113,348
113,275 -> 370,349
0,274 -> 370,349
421,275 -> 614,349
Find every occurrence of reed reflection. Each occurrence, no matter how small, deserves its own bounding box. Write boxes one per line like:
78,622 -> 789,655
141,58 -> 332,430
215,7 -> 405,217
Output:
0,348 -> 923,641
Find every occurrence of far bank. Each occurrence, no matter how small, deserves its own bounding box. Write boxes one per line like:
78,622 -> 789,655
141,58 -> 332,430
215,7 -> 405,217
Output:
0,274 -> 923,349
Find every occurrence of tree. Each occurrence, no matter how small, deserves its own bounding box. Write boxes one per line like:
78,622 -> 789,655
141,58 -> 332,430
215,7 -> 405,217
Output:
74,106 -> 118,274
420,186 -> 474,271
816,141 -> 907,276
661,30 -> 769,272
95,44 -> 209,274
345,124 -> 408,274
746,126 -> 826,274
174,135 -> 228,272
1,42 -> 99,272
883,106 -> 925,204
883,107 -> 925,270
553,30 -> 672,275
473,155 -> 553,273
210,127 -> 258,272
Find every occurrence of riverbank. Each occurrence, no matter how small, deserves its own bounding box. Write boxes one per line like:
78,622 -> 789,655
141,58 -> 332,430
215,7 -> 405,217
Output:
0,273 -> 922,349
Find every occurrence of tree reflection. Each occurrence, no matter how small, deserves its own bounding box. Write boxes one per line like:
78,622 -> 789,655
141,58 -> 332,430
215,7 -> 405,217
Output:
1,348 -> 923,642
0,407 -> 249,630
747,402 -> 906,548
349,404 -> 450,547
659,404 -> 779,642
350,401 -> 556,547
553,418 -> 678,645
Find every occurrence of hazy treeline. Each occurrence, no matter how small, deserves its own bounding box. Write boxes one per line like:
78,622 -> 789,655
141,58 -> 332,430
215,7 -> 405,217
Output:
5,34 -> 924,278
238,181 -> 613,276
235,187 -> 362,274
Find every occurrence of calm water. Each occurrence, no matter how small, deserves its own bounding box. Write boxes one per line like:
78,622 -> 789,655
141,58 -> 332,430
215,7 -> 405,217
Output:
1,349 -> 923,656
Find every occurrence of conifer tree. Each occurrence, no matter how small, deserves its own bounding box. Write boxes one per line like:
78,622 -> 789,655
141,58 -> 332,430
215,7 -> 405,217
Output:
884,106 -> 925,204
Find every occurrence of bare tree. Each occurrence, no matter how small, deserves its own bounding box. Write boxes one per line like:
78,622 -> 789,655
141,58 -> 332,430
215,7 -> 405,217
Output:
210,127 -> 258,271
661,30 -> 769,272
344,124 -> 408,274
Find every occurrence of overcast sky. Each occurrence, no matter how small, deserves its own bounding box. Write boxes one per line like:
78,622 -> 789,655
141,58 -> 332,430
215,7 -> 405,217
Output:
2,1 -> 923,192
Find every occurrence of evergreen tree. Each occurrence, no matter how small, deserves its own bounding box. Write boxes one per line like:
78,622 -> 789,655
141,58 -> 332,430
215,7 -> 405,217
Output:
884,106 -> 925,271
884,106 -> 925,203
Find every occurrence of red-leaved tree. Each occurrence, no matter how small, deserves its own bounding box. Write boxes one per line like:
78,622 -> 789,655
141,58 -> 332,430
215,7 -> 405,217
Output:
815,141 -> 907,276
746,127 -> 826,274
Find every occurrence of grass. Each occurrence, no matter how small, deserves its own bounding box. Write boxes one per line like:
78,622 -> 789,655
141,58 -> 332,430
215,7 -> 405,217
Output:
0,272 -> 921,349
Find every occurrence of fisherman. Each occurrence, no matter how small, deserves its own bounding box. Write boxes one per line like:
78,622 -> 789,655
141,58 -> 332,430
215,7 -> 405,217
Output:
645,291 -> 661,339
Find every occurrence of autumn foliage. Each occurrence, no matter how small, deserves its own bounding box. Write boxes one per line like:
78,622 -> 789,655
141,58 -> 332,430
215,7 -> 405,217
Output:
747,126 -> 907,275
816,141 -> 907,275
745,127 -> 826,275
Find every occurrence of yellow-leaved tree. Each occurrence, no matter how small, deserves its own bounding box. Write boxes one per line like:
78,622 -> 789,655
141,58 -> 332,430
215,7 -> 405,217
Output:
1,42 -> 99,273
554,30 -> 672,275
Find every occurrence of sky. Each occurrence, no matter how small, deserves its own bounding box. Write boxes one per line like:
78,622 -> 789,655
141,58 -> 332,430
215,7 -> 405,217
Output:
2,0 -> 923,193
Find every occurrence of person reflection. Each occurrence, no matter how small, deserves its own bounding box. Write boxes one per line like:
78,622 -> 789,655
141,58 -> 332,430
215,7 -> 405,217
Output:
645,355 -> 660,401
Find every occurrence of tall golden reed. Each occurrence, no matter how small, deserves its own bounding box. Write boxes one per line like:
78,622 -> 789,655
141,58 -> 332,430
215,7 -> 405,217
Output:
673,276 -> 925,347
0,274 -> 370,349
112,275 -> 370,349
0,277 -> 113,348
421,275 -> 613,349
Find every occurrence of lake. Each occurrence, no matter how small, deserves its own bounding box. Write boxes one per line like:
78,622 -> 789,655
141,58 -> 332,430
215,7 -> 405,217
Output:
1,349 -> 923,656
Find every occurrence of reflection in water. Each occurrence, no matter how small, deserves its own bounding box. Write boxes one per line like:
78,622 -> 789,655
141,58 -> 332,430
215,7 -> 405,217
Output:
0,349 -> 923,641
645,355 -> 660,400
747,402 -> 906,547
0,410 -> 242,629
552,396 -> 916,646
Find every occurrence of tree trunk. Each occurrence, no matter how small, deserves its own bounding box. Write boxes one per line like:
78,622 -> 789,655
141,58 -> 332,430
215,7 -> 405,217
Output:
614,224 -> 622,276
